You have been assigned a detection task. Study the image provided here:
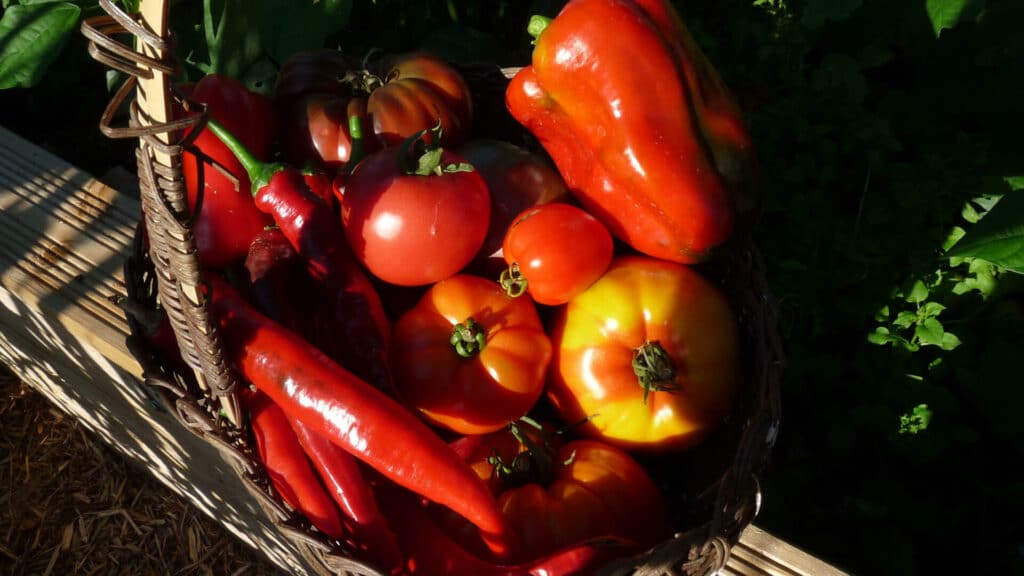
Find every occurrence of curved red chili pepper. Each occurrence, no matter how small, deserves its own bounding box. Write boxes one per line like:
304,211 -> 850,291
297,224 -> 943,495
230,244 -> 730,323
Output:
289,419 -> 403,574
207,277 -> 505,540
206,119 -> 393,395
245,390 -> 345,540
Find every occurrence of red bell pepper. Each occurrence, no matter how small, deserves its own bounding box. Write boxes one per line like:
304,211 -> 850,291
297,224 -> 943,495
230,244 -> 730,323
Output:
207,277 -> 505,540
245,390 -> 345,540
181,75 -> 276,269
205,119 -> 393,395
505,0 -> 756,264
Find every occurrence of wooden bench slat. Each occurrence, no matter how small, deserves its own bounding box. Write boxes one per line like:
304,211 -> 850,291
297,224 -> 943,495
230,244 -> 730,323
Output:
0,123 -> 848,576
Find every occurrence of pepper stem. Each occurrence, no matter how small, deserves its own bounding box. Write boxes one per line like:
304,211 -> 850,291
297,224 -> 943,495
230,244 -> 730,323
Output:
204,119 -> 283,196
450,317 -> 486,358
499,262 -> 529,298
632,340 -> 680,404
527,15 -> 553,42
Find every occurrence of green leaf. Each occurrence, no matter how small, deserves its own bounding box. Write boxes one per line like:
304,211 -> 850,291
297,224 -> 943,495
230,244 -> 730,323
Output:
905,279 -> 930,304
940,331 -> 962,351
943,226 -> 966,252
898,404 -> 932,435
915,318 -> 945,347
961,200 -> 981,224
947,192 -> 1024,273
920,302 -> 946,319
892,311 -> 918,328
0,3 -> 81,89
868,327 -> 917,351
1006,176 -> 1024,191
199,0 -> 352,84
926,0 -> 985,36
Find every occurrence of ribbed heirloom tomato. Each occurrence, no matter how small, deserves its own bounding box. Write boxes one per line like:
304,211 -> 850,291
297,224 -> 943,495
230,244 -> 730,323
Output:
392,275 -> 552,434
442,424 -> 670,564
275,50 -> 473,168
547,255 -> 741,451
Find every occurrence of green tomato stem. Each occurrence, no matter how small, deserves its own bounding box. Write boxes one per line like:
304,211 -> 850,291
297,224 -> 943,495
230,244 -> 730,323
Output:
499,262 -> 529,298
450,317 -> 487,357
632,340 -> 680,404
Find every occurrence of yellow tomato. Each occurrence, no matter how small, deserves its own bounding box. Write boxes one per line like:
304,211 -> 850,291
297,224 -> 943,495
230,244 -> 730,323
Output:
547,255 -> 741,451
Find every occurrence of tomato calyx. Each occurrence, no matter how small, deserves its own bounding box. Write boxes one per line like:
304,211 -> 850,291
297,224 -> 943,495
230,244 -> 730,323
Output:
339,68 -> 385,95
397,120 -> 474,176
486,419 -> 560,490
632,340 -> 680,404
450,317 -> 487,357
499,262 -> 529,298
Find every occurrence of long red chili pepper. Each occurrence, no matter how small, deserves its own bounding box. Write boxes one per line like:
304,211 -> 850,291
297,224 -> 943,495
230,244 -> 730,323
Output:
207,277 -> 505,539
244,232 -> 402,572
205,119 -> 393,395
289,419 -> 403,574
245,390 -> 345,540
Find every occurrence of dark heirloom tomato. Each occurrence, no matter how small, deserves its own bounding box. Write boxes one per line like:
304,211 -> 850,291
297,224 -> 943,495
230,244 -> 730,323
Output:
456,140 -> 570,269
500,203 -> 613,306
441,425 -> 670,564
548,255 -> 741,452
392,275 -> 551,435
276,50 -> 472,168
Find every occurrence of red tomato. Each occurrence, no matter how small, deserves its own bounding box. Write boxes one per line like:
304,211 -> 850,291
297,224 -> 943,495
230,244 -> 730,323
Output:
341,134 -> 490,286
392,275 -> 551,434
501,204 -> 613,305
548,256 -> 741,452
441,425 -> 670,564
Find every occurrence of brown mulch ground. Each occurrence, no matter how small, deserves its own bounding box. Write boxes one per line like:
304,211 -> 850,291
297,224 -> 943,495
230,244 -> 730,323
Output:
0,366 -> 285,576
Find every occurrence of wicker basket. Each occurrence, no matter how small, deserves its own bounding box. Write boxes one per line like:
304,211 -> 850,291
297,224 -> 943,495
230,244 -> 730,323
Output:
81,0 -> 783,574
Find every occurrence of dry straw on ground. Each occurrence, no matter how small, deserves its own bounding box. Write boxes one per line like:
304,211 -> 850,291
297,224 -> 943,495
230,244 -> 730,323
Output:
0,365 -> 284,576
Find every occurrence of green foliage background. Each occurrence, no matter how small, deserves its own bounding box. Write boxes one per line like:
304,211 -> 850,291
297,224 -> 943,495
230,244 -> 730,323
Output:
2,0 -> 1024,573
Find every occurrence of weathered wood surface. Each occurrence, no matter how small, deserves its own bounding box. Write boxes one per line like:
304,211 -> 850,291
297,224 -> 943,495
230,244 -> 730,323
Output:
0,124 -> 847,576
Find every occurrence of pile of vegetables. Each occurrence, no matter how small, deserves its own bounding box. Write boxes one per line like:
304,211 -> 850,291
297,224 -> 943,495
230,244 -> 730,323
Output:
151,0 -> 757,573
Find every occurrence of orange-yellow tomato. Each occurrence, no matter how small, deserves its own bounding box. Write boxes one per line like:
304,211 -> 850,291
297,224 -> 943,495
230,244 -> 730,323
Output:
393,275 -> 552,434
547,255 -> 741,451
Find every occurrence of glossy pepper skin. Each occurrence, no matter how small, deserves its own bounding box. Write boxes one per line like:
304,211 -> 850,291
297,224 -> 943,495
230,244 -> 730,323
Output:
505,0 -> 756,264
205,119 -> 393,395
288,418 -> 403,574
181,75 -> 276,269
245,390 -> 345,540
206,277 -> 505,540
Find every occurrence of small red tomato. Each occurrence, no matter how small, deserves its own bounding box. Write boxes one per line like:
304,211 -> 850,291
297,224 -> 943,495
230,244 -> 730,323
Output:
500,203 -> 613,305
342,127 -> 490,286
392,275 -> 552,434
